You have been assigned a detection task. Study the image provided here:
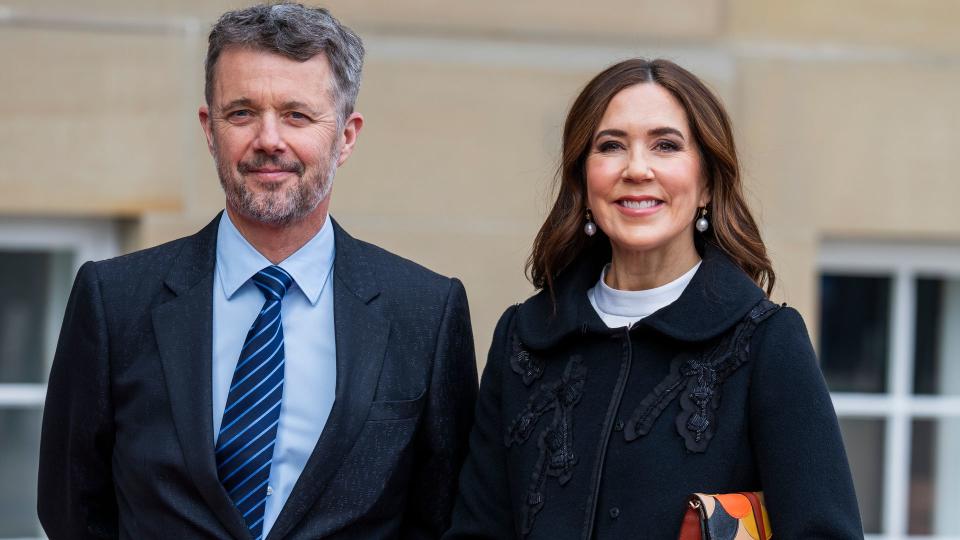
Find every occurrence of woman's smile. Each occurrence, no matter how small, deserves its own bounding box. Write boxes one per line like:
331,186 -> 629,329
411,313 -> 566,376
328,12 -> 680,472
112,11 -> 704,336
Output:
614,196 -> 665,216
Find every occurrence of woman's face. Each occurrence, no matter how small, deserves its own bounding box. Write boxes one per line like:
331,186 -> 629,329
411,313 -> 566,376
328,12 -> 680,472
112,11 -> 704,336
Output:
585,83 -> 710,261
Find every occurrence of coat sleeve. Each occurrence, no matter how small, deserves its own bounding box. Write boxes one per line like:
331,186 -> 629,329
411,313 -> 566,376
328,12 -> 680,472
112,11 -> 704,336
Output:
443,305 -> 518,539
748,306 -> 864,539
401,278 -> 479,539
38,261 -> 119,539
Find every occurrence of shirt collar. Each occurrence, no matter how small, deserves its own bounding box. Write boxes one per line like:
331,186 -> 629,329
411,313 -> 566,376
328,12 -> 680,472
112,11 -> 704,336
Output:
216,211 -> 335,305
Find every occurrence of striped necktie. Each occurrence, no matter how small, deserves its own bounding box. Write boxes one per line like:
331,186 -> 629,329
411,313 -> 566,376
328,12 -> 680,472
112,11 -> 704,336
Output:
215,265 -> 293,539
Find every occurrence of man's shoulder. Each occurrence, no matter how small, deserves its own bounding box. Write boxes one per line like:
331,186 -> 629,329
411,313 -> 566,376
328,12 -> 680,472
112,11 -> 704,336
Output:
95,235 -> 189,270
90,218 -> 216,285
341,233 -> 452,295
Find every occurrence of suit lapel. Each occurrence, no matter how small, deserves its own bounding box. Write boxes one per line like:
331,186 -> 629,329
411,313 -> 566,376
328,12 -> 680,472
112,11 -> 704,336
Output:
268,219 -> 389,540
152,214 -> 251,540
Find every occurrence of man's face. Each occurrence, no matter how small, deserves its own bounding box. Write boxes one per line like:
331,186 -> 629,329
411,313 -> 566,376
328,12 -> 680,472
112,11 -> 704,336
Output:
199,47 -> 359,227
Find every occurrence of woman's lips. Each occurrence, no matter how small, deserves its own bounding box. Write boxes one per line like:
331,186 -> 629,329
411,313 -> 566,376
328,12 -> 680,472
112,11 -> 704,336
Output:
614,198 -> 664,217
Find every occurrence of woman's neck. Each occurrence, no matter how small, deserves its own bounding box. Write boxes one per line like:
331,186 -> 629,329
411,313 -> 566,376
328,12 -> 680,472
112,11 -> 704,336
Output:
604,241 -> 701,291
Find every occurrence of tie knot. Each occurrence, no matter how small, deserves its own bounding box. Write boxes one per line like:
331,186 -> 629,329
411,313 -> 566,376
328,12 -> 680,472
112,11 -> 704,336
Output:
252,265 -> 294,301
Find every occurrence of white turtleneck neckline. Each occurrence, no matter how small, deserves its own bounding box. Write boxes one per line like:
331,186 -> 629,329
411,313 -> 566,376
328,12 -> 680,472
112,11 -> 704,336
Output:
587,261 -> 701,329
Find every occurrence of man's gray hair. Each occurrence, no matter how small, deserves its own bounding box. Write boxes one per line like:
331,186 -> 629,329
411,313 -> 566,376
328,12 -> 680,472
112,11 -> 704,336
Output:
205,3 -> 364,123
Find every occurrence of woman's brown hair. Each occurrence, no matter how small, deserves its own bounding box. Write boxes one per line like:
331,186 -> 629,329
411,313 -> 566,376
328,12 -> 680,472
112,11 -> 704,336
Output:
527,58 -> 775,296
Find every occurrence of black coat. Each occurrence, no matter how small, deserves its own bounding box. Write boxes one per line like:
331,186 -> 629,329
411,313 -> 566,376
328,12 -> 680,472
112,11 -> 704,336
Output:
38,214 -> 478,539
445,244 -> 862,540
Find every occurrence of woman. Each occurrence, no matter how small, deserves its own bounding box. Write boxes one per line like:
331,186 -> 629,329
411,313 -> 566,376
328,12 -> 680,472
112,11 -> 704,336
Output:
445,59 -> 862,539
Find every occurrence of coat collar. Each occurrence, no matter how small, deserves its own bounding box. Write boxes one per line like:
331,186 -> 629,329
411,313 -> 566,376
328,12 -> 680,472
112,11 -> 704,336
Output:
516,242 -> 765,349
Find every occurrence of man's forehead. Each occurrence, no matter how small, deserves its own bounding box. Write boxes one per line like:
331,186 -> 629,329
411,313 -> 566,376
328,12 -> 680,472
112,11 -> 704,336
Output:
212,47 -> 334,105
214,46 -> 331,76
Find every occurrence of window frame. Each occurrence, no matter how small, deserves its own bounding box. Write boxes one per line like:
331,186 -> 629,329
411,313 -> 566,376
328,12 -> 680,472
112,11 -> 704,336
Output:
820,239 -> 960,540
0,217 -> 120,408
0,217 -> 120,539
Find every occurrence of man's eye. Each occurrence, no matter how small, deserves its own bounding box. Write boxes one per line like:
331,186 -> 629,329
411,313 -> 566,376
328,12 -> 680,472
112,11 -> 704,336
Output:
289,112 -> 311,121
227,110 -> 252,119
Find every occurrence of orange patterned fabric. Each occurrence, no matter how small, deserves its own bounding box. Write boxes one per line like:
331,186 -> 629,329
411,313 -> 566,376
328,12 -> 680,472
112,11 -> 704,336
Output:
677,492 -> 772,540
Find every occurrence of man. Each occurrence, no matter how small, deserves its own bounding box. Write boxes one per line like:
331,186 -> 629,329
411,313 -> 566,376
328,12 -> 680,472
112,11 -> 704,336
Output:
38,4 -> 477,539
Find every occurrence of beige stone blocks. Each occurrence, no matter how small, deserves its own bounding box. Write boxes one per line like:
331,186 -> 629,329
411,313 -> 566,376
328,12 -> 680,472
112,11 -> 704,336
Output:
0,28 -> 193,215
333,60 -> 586,227
737,59 -> 960,239
324,0 -> 723,42
329,60 -> 593,359
3,0 -> 960,358
729,0 -> 960,54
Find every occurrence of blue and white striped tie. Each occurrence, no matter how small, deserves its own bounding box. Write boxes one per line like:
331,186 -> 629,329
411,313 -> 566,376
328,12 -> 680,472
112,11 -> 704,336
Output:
215,265 -> 293,539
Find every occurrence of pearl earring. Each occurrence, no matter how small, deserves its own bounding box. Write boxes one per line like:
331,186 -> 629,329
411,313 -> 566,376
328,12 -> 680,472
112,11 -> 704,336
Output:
695,207 -> 709,233
584,209 -> 597,237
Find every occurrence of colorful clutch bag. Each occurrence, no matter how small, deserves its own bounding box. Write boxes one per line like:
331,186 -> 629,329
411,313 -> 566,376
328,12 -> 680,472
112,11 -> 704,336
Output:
678,491 -> 772,540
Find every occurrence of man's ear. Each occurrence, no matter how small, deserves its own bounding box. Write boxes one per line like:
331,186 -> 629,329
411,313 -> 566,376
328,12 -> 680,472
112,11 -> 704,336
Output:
198,105 -> 215,155
335,112 -> 364,167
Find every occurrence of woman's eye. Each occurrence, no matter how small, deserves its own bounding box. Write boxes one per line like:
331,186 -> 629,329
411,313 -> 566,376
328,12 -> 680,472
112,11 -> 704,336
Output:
654,140 -> 680,152
597,141 -> 624,152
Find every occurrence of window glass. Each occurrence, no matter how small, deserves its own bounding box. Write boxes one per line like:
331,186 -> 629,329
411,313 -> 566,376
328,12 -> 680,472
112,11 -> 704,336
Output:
914,277 -> 960,395
837,418 -> 885,534
819,275 -> 891,393
0,250 -> 72,383
0,409 -> 42,537
910,418 -> 960,535
0,219 -> 116,540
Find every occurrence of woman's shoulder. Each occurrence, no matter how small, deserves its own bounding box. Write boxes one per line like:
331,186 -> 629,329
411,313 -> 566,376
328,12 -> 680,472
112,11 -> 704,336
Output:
492,303 -> 522,337
486,303 -> 522,358
752,304 -> 813,350
748,303 -> 821,378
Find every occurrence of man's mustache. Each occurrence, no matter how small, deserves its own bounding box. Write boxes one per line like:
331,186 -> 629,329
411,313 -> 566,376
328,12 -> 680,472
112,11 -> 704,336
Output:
237,154 -> 305,175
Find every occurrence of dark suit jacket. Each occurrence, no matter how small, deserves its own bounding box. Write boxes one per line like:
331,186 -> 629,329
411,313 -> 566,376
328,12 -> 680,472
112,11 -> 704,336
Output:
38,214 -> 478,539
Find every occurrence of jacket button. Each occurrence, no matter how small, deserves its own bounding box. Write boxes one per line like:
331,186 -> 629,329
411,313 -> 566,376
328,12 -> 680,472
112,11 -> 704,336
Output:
609,507 -> 620,519
614,420 -> 624,432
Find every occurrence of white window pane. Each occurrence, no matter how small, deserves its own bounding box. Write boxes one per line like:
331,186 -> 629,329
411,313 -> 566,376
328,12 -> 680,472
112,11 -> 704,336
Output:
0,250 -> 72,384
914,277 -> 960,395
819,275 -> 891,393
838,418 -> 885,534
910,418 -> 960,535
0,408 -> 42,536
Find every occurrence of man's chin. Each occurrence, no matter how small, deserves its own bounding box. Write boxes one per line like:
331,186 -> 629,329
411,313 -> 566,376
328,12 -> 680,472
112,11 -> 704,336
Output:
230,196 -> 325,228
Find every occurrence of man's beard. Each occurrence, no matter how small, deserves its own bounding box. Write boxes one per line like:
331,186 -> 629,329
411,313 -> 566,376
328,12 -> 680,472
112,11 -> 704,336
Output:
215,144 -> 339,227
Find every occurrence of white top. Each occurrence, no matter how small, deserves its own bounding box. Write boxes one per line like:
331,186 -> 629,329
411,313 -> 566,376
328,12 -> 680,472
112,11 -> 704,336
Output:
587,261 -> 701,328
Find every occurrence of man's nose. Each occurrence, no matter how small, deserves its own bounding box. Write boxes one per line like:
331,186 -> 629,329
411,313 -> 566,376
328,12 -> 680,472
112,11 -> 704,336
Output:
252,114 -> 287,153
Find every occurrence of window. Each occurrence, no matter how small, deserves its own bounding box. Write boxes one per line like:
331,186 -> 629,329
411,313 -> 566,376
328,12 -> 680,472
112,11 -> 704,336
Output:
0,217 -> 119,539
819,240 -> 960,540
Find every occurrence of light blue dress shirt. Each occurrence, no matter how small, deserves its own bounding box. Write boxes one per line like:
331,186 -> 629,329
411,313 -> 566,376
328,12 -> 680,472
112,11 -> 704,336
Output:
212,212 -> 337,536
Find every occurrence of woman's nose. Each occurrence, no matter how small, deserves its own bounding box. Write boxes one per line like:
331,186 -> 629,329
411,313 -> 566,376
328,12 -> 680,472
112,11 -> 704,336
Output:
622,149 -> 654,182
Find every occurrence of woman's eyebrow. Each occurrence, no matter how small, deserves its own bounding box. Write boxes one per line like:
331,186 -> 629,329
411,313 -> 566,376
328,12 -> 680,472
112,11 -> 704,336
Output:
593,127 -> 686,142
593,128 -> 627,141
648,126 -> 685,139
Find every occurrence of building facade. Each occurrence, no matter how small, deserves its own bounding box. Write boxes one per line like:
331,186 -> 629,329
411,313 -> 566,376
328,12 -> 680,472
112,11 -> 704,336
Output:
1,1 -> 958,538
